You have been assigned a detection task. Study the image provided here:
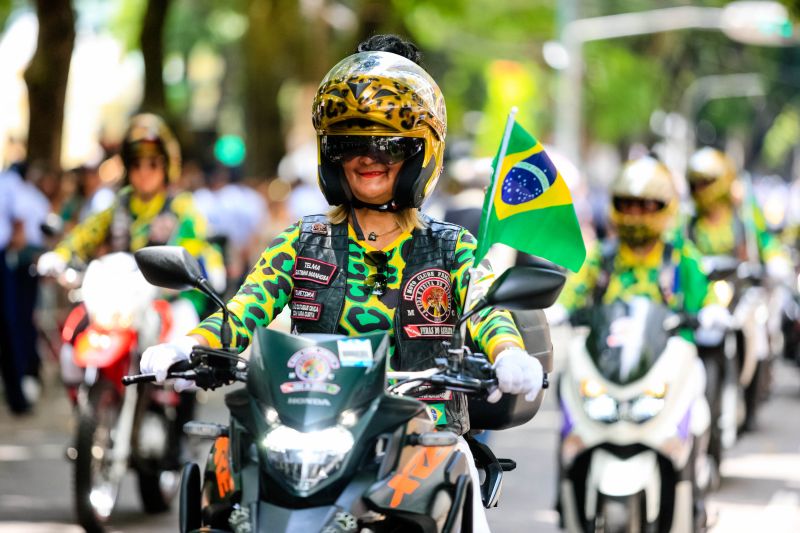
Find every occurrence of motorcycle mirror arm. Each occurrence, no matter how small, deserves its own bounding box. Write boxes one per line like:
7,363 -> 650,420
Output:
195,277 -> 233,350
452,297 -> 489,348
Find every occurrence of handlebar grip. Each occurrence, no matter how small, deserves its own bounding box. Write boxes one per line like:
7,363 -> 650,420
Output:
122,373 -> 157,385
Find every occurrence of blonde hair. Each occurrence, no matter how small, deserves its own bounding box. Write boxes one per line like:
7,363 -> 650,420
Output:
327,205 -> 427,234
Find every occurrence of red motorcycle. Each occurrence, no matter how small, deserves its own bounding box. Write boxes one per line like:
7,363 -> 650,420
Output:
58,252 -> 181,532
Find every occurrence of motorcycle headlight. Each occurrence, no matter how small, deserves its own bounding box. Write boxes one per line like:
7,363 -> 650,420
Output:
626,384 -> 667,424
712,280 -> 734,309
580,379 -> 619,423
262,425 -> 354,492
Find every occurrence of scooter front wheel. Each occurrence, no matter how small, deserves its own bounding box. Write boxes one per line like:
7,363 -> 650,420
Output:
74,383 -> 122,533
594,493 -> 645,533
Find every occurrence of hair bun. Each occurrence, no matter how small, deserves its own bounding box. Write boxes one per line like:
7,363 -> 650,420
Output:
357,34 -> 422,65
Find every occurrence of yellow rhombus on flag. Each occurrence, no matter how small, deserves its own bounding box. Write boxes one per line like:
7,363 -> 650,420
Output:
475,117 -> 586,272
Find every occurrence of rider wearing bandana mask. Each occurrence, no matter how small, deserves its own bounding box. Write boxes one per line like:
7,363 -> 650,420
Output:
141,34 -> 543,532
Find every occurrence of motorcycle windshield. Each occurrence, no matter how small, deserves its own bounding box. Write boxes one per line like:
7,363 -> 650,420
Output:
248,328 -> 390,431
583,298 -> 672,385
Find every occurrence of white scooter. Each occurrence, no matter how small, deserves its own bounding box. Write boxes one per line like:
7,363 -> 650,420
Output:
557,298 -> 710,533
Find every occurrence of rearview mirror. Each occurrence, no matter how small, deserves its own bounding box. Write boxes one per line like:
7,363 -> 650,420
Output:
485,265 -> 567,311
134,245 -> 205,291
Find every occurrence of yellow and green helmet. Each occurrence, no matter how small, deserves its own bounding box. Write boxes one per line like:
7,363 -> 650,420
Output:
609,156 -> 678,246
312,51 -> 446,210
686,147 -> 736,211
121,113 -> 181,185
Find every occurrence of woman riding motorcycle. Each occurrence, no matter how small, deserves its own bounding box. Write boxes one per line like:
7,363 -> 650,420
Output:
140,34 -> 543,533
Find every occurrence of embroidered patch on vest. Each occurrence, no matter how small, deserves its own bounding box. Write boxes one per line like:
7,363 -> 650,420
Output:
400,268 -> 455,339
291,301 -> 323,321
311,222 -> 329,235
293,256 -> 337,285
293,287 -> 317,301
403,268 -> 452,322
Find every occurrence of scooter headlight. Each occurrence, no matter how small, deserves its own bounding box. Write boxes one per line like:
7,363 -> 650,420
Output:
626,384 -> 668,424
262,425 -> 354,492
712,280 -> 734,308
580,379 -> 619,423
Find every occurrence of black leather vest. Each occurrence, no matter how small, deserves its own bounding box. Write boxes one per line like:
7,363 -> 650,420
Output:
291,214 -> 469,434
108,188 -> 175,252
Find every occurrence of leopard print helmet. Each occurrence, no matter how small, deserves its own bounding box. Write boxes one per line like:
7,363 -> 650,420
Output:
120,113 -> 181,184
312,51 -> 446,209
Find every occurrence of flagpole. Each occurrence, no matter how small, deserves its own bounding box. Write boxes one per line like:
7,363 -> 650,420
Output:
476,106 -> 519,261
460,107 -> 519,354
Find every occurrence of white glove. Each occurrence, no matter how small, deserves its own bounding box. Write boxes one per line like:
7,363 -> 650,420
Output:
140,335 -> 196,387
488,348 -> 544,403
544,303 -> 569,326
698,304 -> 732,330
37,251 -> 67,277
766,257 -> 793,285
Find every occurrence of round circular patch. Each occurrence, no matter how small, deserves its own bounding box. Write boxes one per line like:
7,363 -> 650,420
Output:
413,273 -> 451,324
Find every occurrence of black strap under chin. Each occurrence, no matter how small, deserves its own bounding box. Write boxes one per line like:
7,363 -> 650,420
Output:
349,197 -> 402,212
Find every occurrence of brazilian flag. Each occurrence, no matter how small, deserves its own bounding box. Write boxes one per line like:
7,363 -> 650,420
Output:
475,118 -> 586,272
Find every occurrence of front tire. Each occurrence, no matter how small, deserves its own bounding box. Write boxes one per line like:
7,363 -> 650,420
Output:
595,494 -> 645,533
74,382 -> 122,533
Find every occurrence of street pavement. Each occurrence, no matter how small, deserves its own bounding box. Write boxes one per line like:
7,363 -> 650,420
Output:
1,340 -> 799,532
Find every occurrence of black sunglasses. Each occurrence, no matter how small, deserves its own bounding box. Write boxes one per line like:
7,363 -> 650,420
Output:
612,196 -> 666,214
364,251 -> 388,296
321,135 -> 424,166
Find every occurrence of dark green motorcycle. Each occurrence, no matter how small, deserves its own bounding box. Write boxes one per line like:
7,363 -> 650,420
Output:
124,246 -> 564,532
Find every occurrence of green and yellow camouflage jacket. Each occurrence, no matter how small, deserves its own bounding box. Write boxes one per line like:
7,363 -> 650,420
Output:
191,220 -> 524,364
53,186 -> 223,313
558,238 -> 713,315
688,201 -> 783,262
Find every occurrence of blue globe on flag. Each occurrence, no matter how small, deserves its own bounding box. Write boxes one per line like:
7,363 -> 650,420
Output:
500,151 -> 557,206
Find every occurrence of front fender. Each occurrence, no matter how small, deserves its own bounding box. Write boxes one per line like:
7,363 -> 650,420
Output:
586,449 -> 661,523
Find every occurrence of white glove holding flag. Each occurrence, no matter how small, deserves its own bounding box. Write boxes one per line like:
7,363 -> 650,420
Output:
140,336 -> 197,392
488,347 -> 544,403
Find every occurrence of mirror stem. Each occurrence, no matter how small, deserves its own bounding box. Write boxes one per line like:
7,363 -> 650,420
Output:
453,297 -> 487,349
197,278 -> 233,350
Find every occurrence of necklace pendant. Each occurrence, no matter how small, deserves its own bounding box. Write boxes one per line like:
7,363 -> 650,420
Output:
368,232 -> 377,241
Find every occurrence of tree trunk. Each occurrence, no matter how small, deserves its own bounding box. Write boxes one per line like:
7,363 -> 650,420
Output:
140,0 -> 171,115
23,0 -> 75,173
242,0 -> 302,179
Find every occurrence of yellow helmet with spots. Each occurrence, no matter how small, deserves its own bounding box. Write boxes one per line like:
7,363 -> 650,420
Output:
312,51 -> 446,210
609,156 -> 678,246
687,147 -> 736,211
121,113 -> 181,184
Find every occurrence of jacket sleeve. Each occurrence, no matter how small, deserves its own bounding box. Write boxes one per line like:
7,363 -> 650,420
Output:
451,229 -> 524,361
189,222 -> 299,350
557,242 -> 602,313
54,205 -> 115,262
676,240 -> 714,312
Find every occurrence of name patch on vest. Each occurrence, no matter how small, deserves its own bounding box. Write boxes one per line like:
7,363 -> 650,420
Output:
293,256 -> 337,285
291,301 -> 323,321
293,287 -> 317,300
400,268 -> 454,339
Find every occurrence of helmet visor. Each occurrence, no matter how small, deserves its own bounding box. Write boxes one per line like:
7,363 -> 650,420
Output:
321,135 -> 424,166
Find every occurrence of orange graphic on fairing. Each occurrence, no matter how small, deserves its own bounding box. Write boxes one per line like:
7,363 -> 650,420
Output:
386,445 -> 454,508
214,436 -> 234,498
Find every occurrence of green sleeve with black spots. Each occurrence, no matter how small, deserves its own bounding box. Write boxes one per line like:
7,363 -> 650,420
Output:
557,243 -> 603,313
190,222 -> 299,350
53,205 -> 114,262
675,240 -> 714,313
452,229 -> 525,360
